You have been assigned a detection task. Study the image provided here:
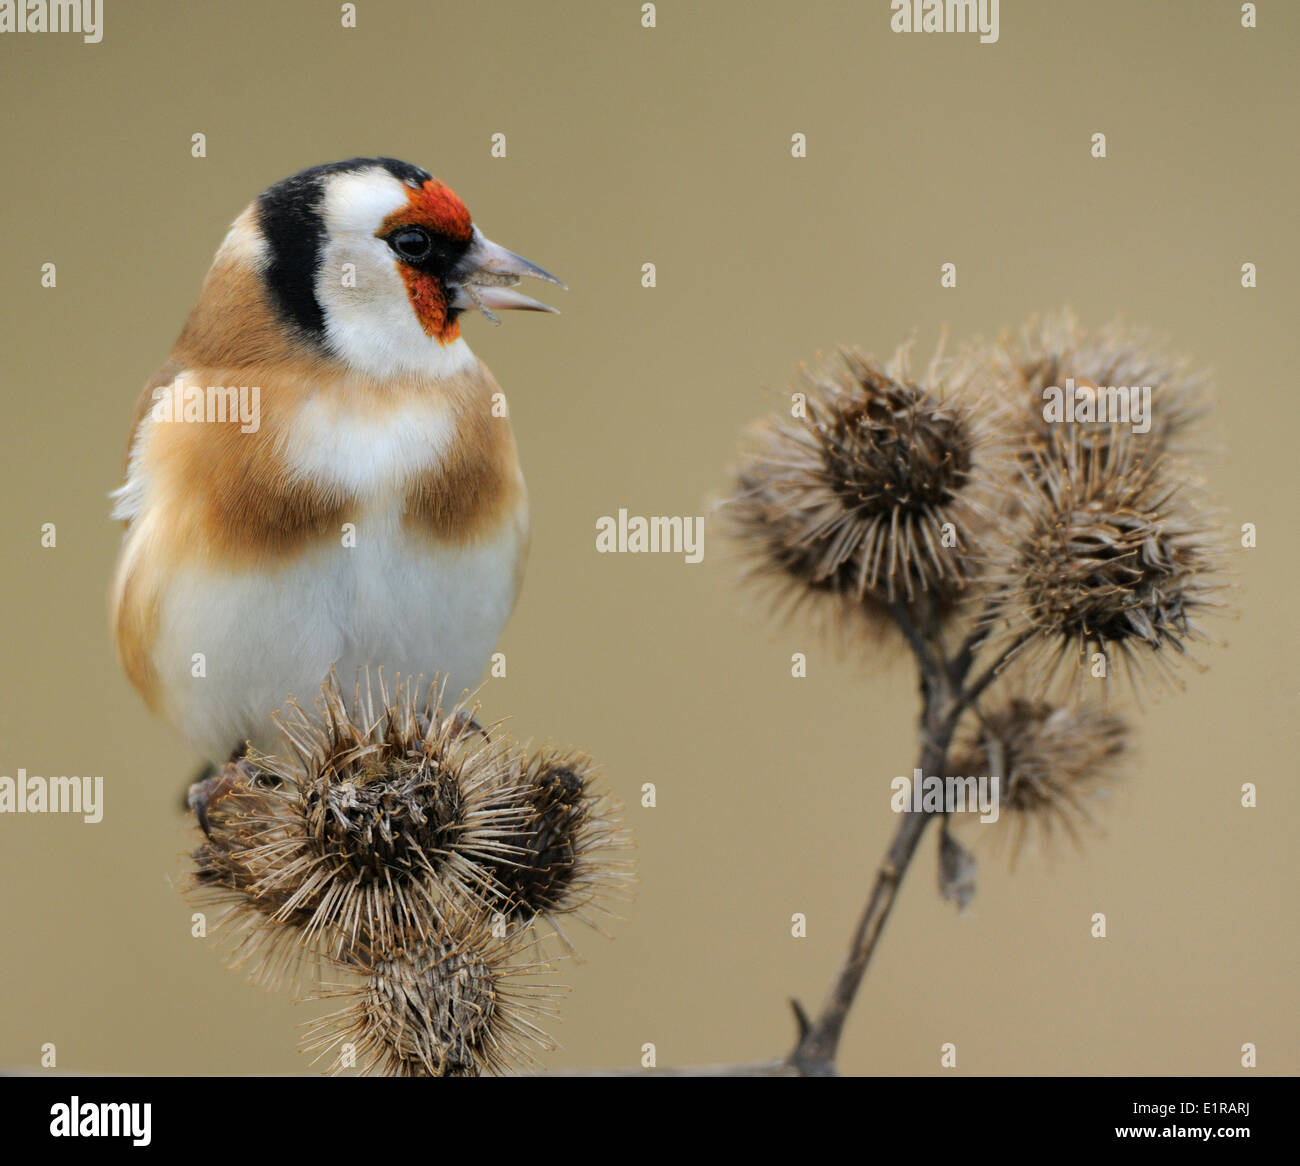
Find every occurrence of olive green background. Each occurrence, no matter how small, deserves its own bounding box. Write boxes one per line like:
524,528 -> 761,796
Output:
0,0 -> 1295,1076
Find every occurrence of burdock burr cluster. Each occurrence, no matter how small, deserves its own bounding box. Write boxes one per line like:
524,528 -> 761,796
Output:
725,309 -> 1227,858
186,671 -> 630,1077
720,312 -> 1230,1074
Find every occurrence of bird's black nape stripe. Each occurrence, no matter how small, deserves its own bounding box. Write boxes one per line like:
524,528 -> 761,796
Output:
256,157 -> 433,341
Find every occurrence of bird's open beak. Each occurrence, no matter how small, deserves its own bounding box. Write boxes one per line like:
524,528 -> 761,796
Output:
452,227 -> 566,324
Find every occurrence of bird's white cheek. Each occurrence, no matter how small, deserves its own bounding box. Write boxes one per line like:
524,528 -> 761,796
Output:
315,238 -> 474,380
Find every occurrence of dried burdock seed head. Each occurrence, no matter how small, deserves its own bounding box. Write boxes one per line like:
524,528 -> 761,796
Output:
185,671 -> 631,1074
952,698 -> 1129,855
186,669 -> 536,975
982,426 -> 1226,696
303,911 -> 560,1077
486,747 -> 633,939
723,342 -> 1006,633
188,760 -> 327,987
951,309 -> 1210,467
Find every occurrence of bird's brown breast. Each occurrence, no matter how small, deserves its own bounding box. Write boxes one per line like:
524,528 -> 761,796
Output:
121,354 -> 524,571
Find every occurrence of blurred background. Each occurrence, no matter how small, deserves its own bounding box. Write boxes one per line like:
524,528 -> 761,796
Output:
0,0 -> 1295,1075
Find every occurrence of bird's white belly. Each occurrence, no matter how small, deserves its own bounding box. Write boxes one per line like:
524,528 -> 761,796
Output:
155,507 -> 524,762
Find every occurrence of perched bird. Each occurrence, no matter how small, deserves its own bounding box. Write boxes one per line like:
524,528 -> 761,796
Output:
111,157 -> 562,763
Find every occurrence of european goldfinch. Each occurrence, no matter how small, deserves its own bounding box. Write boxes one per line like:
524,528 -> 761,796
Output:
111,157 -> 562,763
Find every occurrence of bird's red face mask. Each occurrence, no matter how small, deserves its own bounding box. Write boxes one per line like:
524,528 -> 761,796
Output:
378,179 -> 564,345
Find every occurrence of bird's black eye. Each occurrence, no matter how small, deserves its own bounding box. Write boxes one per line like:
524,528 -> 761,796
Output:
389,227 -> 433,263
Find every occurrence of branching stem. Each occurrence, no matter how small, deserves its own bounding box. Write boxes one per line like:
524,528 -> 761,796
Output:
786,604 -> 1015,1075
570,607 -> 1025,1078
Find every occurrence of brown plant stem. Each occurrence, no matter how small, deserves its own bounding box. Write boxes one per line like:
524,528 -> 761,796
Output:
787,604 -> 966,1075
786,806 -> 937,1075
564,608 -> 970,1079
960,629 -> 1035,708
